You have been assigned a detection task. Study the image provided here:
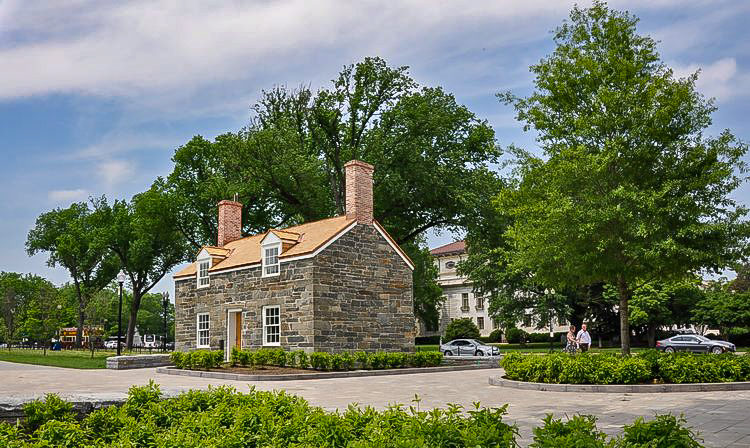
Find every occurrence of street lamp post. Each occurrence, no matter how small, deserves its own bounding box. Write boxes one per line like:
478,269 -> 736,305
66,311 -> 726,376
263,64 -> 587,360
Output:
162,291 -> 169,352
116,270 -> 126,357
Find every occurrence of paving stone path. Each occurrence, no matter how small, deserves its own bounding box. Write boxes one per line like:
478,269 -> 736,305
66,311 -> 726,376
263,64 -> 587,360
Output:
1,361 -> 749,447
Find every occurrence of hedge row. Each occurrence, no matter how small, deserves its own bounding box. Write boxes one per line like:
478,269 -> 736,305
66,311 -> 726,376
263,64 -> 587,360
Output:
502,351 -> 750,385
230,347 -> 443,371
0,383 -> 703,447
170,350 -> 224,370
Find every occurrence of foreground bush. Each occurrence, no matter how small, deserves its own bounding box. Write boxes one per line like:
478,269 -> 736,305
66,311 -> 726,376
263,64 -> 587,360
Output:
0,385 -> 704,447
531,414 -> 703,448
501,351 -> 750,385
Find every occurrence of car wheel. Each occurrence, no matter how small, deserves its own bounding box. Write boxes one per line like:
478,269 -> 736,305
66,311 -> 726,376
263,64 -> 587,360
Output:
711,346 -> 724,354
475,350 -> 484,357
664,347 -> 675,353
444,350 -> 453,356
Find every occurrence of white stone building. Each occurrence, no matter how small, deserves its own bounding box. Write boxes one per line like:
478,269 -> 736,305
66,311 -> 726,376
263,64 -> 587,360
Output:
429,240 -> 570,338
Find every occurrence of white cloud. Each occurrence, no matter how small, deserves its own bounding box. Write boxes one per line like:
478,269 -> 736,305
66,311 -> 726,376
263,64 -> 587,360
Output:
97,160 -> 135,187
672,57 -> 743,102
48,189 -> 88,203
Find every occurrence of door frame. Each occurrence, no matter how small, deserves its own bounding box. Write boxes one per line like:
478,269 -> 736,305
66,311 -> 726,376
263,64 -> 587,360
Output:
226,309 -> 243,362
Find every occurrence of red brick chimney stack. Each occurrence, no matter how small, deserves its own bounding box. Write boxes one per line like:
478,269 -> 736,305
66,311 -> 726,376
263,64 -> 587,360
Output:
344,160 -> 374,224
217,200 -> 242,246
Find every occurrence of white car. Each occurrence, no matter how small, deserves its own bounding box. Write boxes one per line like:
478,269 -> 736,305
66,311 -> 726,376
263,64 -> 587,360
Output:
104,339 -> 123,350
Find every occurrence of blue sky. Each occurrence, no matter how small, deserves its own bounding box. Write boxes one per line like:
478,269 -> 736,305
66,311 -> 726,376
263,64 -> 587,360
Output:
1,0 -> 749,296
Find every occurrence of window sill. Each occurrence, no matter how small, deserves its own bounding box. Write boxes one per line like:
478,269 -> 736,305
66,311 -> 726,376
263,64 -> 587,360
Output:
460,307 -> 469,312
196,345 -> 210,349
262,342 -> 281,347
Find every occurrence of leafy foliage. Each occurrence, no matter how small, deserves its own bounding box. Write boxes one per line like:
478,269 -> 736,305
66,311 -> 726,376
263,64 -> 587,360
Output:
3,386 -> 704,447
502,351 -> 750,385
444,318 -> 481,341
498,1 -> 750,354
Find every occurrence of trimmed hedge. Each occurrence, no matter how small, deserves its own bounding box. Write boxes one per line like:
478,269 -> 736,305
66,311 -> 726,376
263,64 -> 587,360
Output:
502,351 -> 750,385
227,348 -> 443,371
169,350 -> 224,370
1,384 -> 704,447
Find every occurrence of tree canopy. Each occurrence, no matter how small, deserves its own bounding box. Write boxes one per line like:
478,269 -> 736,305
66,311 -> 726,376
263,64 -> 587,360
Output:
497,1 -> 749,353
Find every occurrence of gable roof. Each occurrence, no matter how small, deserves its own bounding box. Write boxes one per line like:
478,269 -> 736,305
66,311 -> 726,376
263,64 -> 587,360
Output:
429,240 -> 466,256
175,215 -> 360,278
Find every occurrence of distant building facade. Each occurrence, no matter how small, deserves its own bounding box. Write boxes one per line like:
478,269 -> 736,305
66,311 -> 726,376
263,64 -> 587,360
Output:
428,241 -> 569,338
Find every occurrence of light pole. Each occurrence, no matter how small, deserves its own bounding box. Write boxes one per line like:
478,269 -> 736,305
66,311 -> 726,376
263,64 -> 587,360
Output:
117,270 -> 126,356
162,291 -> 169,352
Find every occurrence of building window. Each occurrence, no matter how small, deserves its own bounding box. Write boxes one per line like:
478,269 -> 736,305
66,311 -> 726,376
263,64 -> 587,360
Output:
523,314 -> 533,327
197,260 -> 210,288
477,317 -> 484,330
493,318 -> 500,330
445,261 -> 456,270
461,293 -> 469,311
263,305 -> 280,346
475,296 -> 484,310
263,245 -> 280,277
197,313 -> 210,348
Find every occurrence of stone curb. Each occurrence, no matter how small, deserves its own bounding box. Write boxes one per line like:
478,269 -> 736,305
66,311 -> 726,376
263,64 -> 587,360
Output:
488,376 -> 750,393
157,363 -> 498,381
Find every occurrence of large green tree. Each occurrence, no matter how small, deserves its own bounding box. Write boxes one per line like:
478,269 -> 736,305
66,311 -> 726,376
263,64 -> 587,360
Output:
498,2 -> 749,354
693,280 -> 750,338
629,279 -> 703,347
93,188 -> 189,349
162,57 -> 499,326
26,203 -> 119,347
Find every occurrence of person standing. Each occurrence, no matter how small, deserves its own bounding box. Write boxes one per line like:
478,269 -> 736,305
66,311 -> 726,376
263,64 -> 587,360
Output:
577,323 -> 592,352
565,325 -> 577,353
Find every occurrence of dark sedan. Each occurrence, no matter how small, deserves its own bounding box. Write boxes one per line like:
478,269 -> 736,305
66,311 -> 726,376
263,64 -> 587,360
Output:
656,334 -> 736,354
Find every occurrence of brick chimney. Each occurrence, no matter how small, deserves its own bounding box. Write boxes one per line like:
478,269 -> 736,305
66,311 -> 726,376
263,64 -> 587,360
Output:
344,160 -> 374,224
217,200 -> 242,246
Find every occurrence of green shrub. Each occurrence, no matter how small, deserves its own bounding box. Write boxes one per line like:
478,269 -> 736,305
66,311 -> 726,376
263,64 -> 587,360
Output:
444,317 -> 481,341
33,420 -> 87,448
504,327 -> 528,344
503,351 -> 750,385
309,352 -> 331,370
530,414 -> 610,448
22,394 -> 75,432
617,414 -> 703,447
488,329 -> 503,343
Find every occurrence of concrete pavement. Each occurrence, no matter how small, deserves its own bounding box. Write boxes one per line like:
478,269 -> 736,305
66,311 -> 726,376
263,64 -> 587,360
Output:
1,361 -> 749,447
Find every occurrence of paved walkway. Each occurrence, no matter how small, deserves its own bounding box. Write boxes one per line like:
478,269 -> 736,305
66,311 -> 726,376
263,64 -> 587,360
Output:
1,361 -> 749,447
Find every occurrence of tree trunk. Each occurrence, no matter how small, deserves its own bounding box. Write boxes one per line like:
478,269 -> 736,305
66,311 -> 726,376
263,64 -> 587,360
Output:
77,309 -> 85,349
617,276 -> 631,355
647,324 -> 656,348
126,290 -> 142,350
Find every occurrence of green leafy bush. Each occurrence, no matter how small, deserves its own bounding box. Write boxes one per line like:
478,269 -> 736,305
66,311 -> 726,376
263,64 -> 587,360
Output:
618,414 -> 703,447
22,394 -> 75,432
444,318 -> 481,341
504,327 -> 528,344
530,414 -> 610,448
170,350 -> 223,370
2,389 -> 704,447
488,329 -> 503,343
502,352 -> 750,385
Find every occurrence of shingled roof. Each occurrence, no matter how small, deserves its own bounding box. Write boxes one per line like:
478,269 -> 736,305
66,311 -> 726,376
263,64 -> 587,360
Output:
429,240 -> 466,256
174,216 -> 414,278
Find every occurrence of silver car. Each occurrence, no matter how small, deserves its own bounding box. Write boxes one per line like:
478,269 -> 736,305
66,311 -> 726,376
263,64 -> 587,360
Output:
440,339 -> 499,356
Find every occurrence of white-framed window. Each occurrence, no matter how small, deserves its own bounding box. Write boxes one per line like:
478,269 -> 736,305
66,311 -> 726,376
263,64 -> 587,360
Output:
262,305 -> 280,346
262,245 -> 280,277
477,317 -> 484,330
197,260 -> 210,288
461,293 -> 469,311
197,313 -> 210,348
475,296 -> 484,310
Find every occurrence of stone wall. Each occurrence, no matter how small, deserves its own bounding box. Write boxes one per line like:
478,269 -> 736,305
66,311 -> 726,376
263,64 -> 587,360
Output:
175,259 -> 316,352
106,354 -> 172,370
312,224 -> 415,352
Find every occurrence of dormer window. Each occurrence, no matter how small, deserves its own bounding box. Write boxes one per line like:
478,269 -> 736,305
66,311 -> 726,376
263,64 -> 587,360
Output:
197,259 -> 210,288
263,245 -> 280,276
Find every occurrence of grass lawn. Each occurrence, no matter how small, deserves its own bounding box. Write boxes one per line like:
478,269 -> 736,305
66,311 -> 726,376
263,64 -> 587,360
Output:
0,349 -> 118,369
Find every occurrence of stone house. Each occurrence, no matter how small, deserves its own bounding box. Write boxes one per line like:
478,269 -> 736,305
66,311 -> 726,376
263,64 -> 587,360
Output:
173,160 -> 415,356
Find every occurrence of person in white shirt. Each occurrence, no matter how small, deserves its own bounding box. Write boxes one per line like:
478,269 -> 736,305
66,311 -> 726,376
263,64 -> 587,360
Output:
576,323 -> 592,352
